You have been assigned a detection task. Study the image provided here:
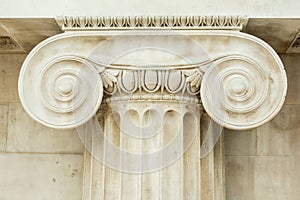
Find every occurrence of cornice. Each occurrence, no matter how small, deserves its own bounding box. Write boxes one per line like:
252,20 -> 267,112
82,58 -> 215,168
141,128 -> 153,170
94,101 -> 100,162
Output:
56,16 -> 249,32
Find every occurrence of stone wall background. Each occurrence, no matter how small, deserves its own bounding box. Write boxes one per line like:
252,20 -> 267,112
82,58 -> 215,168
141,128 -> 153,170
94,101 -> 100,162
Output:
0,54 -> 84,200
225,54 -> 300,199
0,53 -> 299,199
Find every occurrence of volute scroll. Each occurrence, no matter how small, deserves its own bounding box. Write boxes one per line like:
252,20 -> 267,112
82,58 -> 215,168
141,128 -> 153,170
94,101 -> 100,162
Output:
18,30 -> 287,130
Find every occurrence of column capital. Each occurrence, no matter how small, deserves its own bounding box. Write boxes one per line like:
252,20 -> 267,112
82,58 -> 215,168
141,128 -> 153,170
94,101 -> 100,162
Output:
18,21 -> 287,130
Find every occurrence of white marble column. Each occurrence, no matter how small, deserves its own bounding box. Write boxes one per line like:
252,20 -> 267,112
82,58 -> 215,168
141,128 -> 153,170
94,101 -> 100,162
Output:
17,16 -> 287,200
98,99 -> 201,200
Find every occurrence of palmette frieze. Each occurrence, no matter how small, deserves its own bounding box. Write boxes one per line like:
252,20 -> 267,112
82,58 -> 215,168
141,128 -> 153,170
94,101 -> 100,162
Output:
56,16 -> 248,31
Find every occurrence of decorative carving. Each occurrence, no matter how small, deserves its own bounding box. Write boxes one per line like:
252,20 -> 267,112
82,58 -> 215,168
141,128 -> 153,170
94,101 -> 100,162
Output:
16,19 -> 288,200
31,54 -> 215,96
201,55 -> 287,130
183,69 -> 203,88
34,54 -> 242,97
286,29 -> 300,53
291,36 -> 300,48
101,70 -> 119,88
105,94 -> 200,103
0,36 -> 19,49
18,30 -> 287,130
19,55 -> 103,129
56,16 -> 248,31
101,68 -> 204,95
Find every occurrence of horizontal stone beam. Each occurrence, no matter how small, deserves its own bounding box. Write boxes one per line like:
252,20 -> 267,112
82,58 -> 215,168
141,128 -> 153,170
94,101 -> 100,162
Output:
1,0 -> 299,17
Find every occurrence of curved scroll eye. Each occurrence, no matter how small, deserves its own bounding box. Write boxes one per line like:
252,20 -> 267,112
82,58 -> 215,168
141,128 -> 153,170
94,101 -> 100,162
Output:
228,78 -> 248,95
56,79 -> 73,95
200,55 -> 287,130
18,56 -> 103,129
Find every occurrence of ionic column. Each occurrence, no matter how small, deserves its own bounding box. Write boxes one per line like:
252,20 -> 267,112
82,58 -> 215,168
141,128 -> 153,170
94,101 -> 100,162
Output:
76,63 -> 204,199
18,16 -> 287,200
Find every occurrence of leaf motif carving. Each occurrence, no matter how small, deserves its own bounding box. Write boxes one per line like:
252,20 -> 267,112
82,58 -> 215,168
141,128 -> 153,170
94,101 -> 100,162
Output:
183,69 -> 203,88
100,69 -> 120,88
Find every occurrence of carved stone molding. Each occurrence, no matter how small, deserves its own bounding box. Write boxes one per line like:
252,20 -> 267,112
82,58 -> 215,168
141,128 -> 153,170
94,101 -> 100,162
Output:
56,16 -> 248,31
100,67 -> 203,95
18,30 -> 287,130
0,36 -> 19,49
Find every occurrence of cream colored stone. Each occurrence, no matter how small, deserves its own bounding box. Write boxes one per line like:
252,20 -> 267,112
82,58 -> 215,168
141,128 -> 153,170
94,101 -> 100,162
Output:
82,151 -> 105,200
15,19 -> 289,200
244,19 -> 300,53
226,156 -> 300,200
0,153 -> 83,200
18,30 -> 287,130
0,54 -> 27,103
201,134 -> 226,200
6,103 -> 84,153
225,54 -> 300,199
223,54 -> 300,200
225,128 -> 257,156
213,134 -> 226,200
0,0 -> 299,17
1,18 -> 299,55
257,105 -> 300,156
0,18 -> 62,52
225,156 -> 258,200
280,54 -> 300,105
0,104 -> 8,152
56,16 -> 248,31
80,103 -> 203,199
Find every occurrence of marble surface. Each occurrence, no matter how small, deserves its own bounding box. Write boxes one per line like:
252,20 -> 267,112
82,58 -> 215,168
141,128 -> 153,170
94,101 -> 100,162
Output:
18,31 -> 287,130
225,54 -> 300,200
226,156 -> 300,200
0,153 -> 83,200
0,19 -> 297,199
0,104 -> 8,152
0,0 -> 299,17
15,27 -> 288,200
6,103 -> 84,153
0,54 -> 27,103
